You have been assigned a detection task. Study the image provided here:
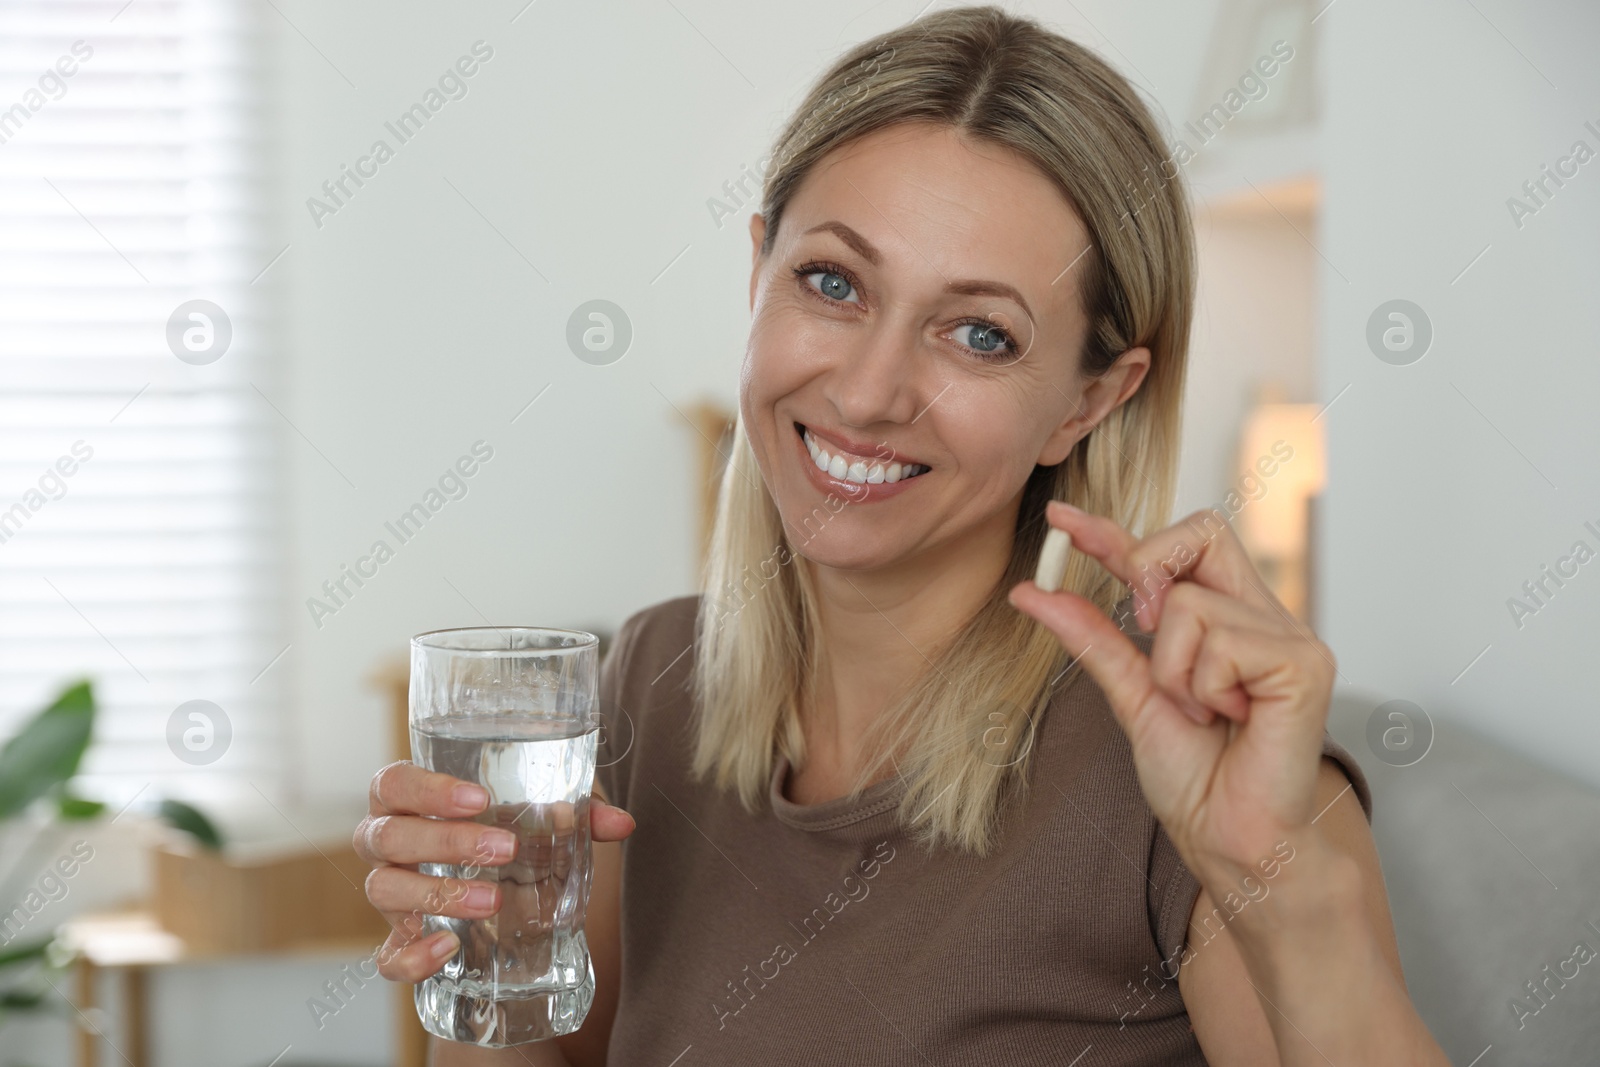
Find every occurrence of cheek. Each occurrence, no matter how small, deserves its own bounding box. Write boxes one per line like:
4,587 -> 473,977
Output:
740,312 -> 812,464
741,301 -> 841,416
743,324 -> 791,397
932,390 -> 1047,483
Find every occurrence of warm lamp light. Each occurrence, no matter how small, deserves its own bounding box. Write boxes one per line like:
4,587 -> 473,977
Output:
1233,394 -> 1326,622
1235,401 -> 1325,557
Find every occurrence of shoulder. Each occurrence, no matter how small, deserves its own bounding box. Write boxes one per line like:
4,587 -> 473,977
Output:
595,594 -> 702,809
613,592 -> 701,643
605,593 -> 702,686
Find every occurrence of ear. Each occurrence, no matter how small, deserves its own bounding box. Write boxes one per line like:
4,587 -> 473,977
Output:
748,213 -> 767,313
1035,346 -> 1152,467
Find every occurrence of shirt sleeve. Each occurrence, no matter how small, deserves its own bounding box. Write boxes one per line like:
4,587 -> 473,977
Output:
1147,730 -> 1375,967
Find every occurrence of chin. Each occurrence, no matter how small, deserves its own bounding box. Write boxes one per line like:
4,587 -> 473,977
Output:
779,523 -> 907,573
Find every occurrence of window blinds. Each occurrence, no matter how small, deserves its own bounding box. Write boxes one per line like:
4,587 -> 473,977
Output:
0,0 -> 285,808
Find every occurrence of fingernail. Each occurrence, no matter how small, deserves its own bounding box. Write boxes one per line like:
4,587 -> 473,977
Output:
465,885 -> 496,910
452,784 -> 488,809
1048,500 -> 1084,516
483,829 -> 517,860
430,931 -> 459,959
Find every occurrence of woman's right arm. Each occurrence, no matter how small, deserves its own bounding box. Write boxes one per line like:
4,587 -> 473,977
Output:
353,762 -> 635,1067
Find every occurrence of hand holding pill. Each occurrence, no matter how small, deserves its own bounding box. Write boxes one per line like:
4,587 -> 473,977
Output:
1006,498 -> 1338,898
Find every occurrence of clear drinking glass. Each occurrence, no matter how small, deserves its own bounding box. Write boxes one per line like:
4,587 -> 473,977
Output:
408,626 -> 599,1048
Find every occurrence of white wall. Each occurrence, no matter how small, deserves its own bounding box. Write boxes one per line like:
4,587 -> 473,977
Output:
1319,0 -> 1600,787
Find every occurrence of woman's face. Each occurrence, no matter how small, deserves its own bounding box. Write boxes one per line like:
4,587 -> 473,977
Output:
741,122 -> 1147,574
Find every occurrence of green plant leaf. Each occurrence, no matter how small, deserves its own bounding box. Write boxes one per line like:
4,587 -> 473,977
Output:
54,792 -> 107,820
0,939 -> 51,971
0,988 -> 46,1010
158,798 -> 224,851
0,679 -> 95,820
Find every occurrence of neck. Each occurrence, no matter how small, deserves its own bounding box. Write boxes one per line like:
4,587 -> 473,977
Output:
801,493 -> 1022,775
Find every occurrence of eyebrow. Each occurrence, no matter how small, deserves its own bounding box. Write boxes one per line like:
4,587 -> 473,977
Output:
801,220 -> 1035,322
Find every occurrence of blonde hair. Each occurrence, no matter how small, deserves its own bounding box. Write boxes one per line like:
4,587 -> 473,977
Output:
690,5 -> 1195,855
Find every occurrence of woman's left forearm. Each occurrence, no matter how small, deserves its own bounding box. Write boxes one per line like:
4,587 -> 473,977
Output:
1200,828 -> 1448,1067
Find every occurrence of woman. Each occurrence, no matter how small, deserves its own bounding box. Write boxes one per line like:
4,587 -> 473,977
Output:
354,8 -> 1447,1064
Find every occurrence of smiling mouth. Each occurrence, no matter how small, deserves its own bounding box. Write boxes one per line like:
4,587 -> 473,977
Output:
795,422 -> 930,485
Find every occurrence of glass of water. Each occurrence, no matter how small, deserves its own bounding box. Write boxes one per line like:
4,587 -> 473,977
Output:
408,625 -> 600,1048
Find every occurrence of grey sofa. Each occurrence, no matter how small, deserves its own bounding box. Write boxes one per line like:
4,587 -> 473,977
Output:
1326,695 -> 1600,1064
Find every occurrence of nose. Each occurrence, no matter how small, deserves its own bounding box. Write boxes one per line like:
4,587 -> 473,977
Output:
821,310 -> 928,430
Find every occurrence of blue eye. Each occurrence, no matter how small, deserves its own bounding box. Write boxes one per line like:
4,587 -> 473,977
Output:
797,266 -> 858,303
953,318 -> 1019,362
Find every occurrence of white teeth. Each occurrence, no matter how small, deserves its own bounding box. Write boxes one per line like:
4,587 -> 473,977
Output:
801,426 -> 927,484
805,430 -> 829,470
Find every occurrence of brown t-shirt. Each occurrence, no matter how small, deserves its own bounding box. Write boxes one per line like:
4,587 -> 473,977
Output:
595,594 -> 1372,1066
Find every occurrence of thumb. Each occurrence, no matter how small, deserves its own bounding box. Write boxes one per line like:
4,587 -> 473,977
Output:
591,798 -> 637,842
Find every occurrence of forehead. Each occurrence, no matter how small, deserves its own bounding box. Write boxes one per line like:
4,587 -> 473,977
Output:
782,123 -> 1093,322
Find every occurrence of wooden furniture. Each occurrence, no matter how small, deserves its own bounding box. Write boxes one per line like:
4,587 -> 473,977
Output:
152,839 -> 383,954
58,907 -> 383,1067
59,795 -> 392,1065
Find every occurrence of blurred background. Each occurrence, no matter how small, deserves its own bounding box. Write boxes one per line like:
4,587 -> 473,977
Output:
1,0 -> 1596,1064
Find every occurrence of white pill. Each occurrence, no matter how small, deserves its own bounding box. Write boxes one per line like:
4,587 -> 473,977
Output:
1034,527 -> 1073,591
